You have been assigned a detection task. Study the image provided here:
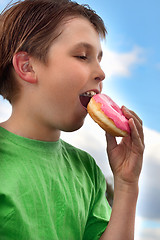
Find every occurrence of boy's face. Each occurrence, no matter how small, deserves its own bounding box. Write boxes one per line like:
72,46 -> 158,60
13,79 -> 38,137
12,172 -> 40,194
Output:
32,17 -> 105,132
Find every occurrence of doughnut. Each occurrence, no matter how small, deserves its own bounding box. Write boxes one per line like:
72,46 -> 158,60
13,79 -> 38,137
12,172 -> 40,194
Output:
87,94 -> 130,137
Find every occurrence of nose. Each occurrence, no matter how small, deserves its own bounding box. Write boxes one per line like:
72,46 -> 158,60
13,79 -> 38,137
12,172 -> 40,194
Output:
94,63 -> 105,82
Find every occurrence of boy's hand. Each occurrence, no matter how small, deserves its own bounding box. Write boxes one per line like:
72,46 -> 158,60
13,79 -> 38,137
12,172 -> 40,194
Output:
106,106 -> 144,191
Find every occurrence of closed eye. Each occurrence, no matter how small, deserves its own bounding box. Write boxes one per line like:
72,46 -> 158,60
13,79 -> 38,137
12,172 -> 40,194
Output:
76,56 -> 88,60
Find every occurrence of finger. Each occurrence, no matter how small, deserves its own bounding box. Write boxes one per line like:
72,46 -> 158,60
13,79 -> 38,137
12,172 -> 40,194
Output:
129,118 -> 145,154
130,116 -> 144,145
122,106 -> 144,144
122,106 -> 143,125
105,132 -> 117,153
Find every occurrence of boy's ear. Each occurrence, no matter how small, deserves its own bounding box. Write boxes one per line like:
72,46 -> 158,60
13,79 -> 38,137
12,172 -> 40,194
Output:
12,52 -> 37,84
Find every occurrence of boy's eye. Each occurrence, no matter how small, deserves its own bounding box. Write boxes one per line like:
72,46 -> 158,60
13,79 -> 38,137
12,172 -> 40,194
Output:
76,56 -> 87,60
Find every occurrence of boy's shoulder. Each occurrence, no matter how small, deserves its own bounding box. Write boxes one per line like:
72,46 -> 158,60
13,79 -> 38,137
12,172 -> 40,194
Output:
60,138 -> 103,180
60,138 -> 94,160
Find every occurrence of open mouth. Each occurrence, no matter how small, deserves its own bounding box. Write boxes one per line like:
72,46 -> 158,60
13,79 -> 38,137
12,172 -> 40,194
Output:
79,91 -> 97,109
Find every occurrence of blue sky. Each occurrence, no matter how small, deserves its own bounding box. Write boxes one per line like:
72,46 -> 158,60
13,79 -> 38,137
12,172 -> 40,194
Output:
0,1 -> 160,240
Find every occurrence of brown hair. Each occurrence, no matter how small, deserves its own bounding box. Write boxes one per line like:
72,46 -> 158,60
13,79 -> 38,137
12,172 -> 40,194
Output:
0,0 -> 107,102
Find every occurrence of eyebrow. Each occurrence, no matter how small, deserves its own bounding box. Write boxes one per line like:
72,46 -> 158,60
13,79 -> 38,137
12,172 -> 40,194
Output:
73,42 -> 103,59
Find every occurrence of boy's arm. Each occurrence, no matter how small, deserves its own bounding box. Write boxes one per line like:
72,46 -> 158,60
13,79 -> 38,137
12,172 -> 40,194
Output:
100,107 -> 144,240
100,179 -> 138,240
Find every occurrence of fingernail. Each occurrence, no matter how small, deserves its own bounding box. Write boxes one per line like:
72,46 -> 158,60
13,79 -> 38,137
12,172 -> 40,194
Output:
122,106 -> 129,112
123,106 -> 128,110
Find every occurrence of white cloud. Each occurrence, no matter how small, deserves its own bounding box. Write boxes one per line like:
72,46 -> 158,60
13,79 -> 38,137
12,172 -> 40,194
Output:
101,45 -> 145,78
139,127 -> 160,197
135,216 -> 160,240
0,97 -> 12,122
143,127 -> 160,164
136,127 -> 160,221
0,0 -> 8,7
139,228 -> 160,240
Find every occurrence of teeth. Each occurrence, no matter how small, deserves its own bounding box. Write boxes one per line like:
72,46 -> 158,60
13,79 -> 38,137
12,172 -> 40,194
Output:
81,91 -> 97,97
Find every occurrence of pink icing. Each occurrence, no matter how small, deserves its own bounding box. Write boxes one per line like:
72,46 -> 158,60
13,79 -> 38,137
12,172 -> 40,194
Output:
93,94 -> 130,133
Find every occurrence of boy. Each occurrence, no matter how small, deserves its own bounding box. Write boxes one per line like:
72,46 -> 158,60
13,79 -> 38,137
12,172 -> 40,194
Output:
0,0 -> 144,239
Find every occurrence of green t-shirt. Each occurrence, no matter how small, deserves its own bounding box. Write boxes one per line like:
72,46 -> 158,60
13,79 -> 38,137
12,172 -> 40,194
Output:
0,127 -> 111,240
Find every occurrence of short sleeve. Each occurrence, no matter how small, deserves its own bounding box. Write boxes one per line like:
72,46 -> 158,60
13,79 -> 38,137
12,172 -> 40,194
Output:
83,167 -> 111,240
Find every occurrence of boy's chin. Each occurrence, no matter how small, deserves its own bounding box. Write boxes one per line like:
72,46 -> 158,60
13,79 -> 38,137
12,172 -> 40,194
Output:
61,119 -> 85,133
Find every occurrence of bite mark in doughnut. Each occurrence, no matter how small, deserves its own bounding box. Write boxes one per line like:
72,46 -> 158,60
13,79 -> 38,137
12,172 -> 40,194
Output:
87,94 -> 130,137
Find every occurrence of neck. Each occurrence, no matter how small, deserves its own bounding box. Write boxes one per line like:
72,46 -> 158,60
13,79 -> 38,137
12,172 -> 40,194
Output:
1,113 -> 61,142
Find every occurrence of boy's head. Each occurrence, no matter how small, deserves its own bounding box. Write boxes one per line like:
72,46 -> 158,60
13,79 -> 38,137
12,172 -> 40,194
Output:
0,0 -> 106,103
